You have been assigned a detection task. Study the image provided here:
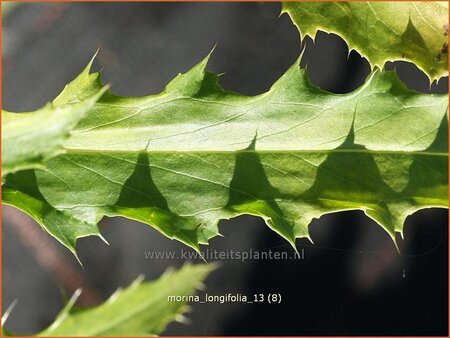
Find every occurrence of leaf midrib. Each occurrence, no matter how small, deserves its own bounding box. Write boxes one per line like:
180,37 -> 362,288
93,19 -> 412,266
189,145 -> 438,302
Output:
62,148 -> 448,157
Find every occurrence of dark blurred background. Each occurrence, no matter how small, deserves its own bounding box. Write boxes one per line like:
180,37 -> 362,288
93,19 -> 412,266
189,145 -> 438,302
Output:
2,2 -> 448,336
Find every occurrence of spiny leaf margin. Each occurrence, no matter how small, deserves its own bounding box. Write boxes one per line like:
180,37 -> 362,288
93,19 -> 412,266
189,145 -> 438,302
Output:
2,52 -> 448,258
3,264 -> 213,336
1,79 -> 107,176
282,1 -> 449,82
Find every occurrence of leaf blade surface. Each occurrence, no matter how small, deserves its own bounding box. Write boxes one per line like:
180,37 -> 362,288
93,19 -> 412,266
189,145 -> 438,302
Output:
3,55 -> 448,253
282,1 -> 449,81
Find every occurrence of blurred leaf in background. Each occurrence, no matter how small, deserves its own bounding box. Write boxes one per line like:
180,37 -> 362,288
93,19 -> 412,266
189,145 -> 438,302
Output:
3,264 -> 214,336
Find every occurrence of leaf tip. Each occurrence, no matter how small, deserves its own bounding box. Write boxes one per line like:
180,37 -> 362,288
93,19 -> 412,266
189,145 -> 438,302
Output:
71,249 -> 85,268
98,233 -> 110,246
174,314 -> 191,325
83,49 -> 100,76
305,233 -> 314,245
1,299 -> 18,327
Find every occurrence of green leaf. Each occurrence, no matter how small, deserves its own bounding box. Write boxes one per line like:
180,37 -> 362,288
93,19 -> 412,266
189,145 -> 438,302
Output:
3,54 -> 448,255
34,264 -> 213,336
282,1 -> 449,82
1,59 -> 107,176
